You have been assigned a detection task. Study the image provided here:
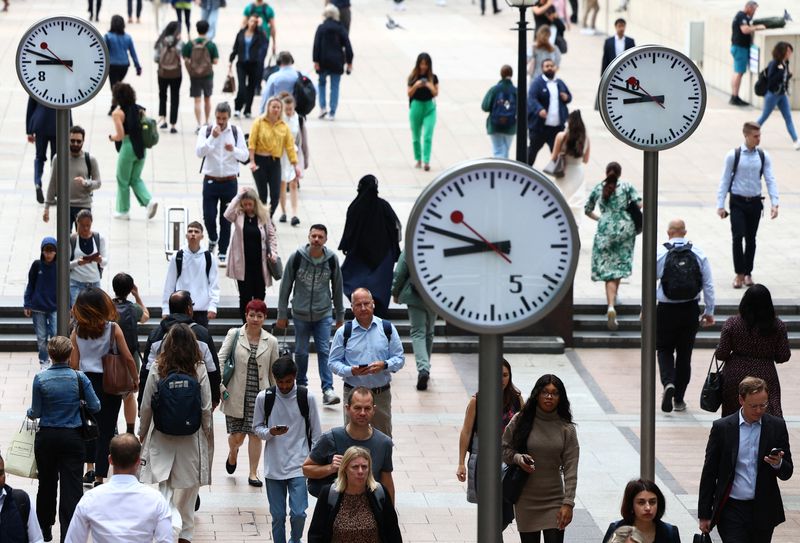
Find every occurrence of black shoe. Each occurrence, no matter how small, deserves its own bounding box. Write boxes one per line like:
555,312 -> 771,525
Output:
279,213 -> 287,223
82,470 -> 95,485
42,526 -> 52,542
416,371 -> 430,391
195,495 -> 200,511
291,216 -> 300,226
36,186 -> 44,204
170,127 -> 178,134
661,384 -> 675,413
225,458 -> 237,474
248,477 -> 263,487
93,480 -> 103,488
159,122 -> 168,129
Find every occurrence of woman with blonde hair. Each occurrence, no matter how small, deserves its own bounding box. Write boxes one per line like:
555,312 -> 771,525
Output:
528,26 -> 561,78
223,186 -> 279,321
308,446 -> 402,543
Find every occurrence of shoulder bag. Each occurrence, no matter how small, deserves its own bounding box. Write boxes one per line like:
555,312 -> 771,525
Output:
543,152 -> 566,178
75,370 -> 99,441
222,328 -> 240,387
501,416 -> 534,504
699,352 -> 724,413
102,324 -> 136,395
267,254 -> 284,280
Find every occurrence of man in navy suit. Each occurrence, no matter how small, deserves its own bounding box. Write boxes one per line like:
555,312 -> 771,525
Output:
601,18 -> 636,74
698,376 -> 793,543
526,59 -> 571,166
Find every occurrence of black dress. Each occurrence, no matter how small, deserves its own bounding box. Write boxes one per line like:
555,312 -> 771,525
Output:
237,215 -> 266,321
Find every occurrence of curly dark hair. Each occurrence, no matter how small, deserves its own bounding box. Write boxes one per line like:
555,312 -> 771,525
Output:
620,479 -> 666,524
156,324 -> 200,379
512,374 -> 573,453
112,82 -> 136,108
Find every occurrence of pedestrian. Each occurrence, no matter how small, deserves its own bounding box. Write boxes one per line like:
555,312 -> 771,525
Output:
182,20 -> 219,132
24,237 -> 58,372
303,387 -> 395,501
549,110 -> 589,219
656,219 -> 715,413
162,221 -> 220,328
43,126 -> 102,231
88,0 -> 101,21
277,94 -> 307,225
223,187 -> 279,321
27,336 -> 98,542
0,450 -> 45,542
757,42 -> 799,149
456,359 -> 523,504
328,288 -> 404,437
581,0 -> 599,33
198,0 -> 223,40
698,376 -> 793,543
313,4 -> 353,122
338,175 -> 401,318
105,15 -> 142,116
603,479 -> 680,543
218,299 -> 279,487
248,97 -> 300,216
481,64 -> 517,159
26,97 -> 57,204
502,374 -> 579,543
260,51 -> 305,114
69,288 -> 138,487
532,0 -> 553,30
253,356 -> 323,543
327,0 -> 351,32
715,122 -> 779,288
545,6 -> 567,52
138,324 -> 213,543
172,0 -> 192,37
230,16 -> 269,119
584,162 -> 641,331
196,102 -> 249,265
243,0 -> 276,49
276,224 -> 344,407
527,58 -> 572,166
601,18 -> 636,74
716,284 -> 790,417
391,250 -> 436,390
127,0 -> 142,23
730,2 -> 766,106
407,53 -> 439,171
154,21 -> 183,134
528,26 -> 561,79
307,447 -> 402,543
68,210 -> 108,307
108,82 -> 159,220
480,0 -> 501,15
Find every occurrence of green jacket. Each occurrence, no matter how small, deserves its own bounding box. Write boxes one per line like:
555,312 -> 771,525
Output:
481,79 -> 517,135
391,251 -> 424,307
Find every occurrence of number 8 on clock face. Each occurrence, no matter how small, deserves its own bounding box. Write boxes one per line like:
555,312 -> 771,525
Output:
405,159 -> 580,335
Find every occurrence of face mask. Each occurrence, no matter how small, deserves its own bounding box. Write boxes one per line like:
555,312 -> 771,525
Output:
543,70 -> 556,79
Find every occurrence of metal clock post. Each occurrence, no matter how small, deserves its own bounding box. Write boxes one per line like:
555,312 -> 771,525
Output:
15,16 -> 109,335
598,45 -> 707,479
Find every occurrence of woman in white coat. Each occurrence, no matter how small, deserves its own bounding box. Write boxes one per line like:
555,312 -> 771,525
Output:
139,324 -> 212,543
218,298 -> 278,487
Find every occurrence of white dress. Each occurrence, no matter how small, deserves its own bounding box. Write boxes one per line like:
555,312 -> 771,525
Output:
556,154 -> 585,223
280,113 -> 300,182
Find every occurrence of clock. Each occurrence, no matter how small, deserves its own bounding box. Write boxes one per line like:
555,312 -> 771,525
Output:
15,16 -> 109,109
598,45 -> 706,152
405,159 -> 579,335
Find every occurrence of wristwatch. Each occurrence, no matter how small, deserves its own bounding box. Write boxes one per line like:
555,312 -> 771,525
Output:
383,361 -> 389,370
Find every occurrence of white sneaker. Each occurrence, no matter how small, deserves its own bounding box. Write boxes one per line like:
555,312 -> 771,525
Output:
793,139 -> 800,150
234,110 -> 242,119
393,2 -> 406,11
322,389 -> 341,405
146,200 -> 158,220
606,306 -> 618,331
113,211 -> 130,220
580,27 -> 596,35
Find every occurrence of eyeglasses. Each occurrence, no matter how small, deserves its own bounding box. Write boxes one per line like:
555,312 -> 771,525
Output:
69,139 -> 83,144
541,391 -> 560,399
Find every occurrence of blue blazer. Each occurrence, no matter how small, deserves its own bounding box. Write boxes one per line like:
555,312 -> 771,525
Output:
602,36 -> 636,74
604,519 -> 680,543
527,75 -> 571,132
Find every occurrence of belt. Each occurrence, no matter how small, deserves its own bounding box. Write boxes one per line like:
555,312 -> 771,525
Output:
343,382 -> 391,395
204,175 -> 237,182
731,194 -> 764,202
255,154 -> 280,161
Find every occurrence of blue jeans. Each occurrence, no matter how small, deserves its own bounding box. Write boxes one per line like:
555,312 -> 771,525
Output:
318,71 -> 342,115
757,91 -> 798,142
69,280 -> 100,307
265,477 -> 307,543
293,316 -> 333,392
200,7 -> 219,40
32,311 -> 57,363
489,133 -> 514,158
202,178 -> 237,255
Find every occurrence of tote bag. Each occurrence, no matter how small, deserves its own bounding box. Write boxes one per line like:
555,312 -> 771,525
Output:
6,418 -> 38,478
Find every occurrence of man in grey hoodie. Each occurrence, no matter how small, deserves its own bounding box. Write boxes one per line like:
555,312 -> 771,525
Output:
276,224 -> 344,406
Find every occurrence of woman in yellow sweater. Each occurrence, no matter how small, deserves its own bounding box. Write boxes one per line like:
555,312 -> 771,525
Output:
248,97 -> 300,217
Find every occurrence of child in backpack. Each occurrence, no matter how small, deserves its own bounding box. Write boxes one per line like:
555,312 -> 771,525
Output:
112,272 -> 150,434
23,237 -> 58,371
277,93 -> 305,226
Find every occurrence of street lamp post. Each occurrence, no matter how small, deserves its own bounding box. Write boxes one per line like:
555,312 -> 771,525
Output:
506,0 -> 536,163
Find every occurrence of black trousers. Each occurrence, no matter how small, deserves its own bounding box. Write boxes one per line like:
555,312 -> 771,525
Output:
568,0 -> 578,23
480,0 -> 499,14
234,61 -> 261,115
656,300 -> 700,403
193,310 -> 209,328
34,427 -> 84,540
252,155 -> 282,217
87,0 -> 101,18
34,134 -> 56,188
528,125 -> 561,166
237,277 -> 266,323
158,77 -> 182,125
729,195 -> 763,275
175,7 -> 191,34
84,372 -> 122,478
127,0 -> 142,18
718,498 -> 775,543
202,178 -> 237,255
108,65 -> 129,111
520,529 -> 564,543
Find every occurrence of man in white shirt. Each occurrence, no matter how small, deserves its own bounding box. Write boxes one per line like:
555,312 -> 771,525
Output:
65,434 -> 172,543
527,59 -> 572,166
162,221 -> 220,328
601,18 -> 635,74
0,453 -> 44,542
195,101 -> 249,265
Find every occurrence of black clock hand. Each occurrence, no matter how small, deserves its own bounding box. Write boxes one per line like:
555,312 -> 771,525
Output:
609,83 -> 649,98
36,60 -> 74,67
622,95 -> 665,105
24,48 -> 60,61
443,241 -> 511,257
422,224 -> 482,245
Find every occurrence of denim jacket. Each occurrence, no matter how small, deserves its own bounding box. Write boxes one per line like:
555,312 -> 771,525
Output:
27,364 -> 100,428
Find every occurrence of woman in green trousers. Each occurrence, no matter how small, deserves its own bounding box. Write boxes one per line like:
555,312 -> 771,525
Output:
407,53 -> 439,171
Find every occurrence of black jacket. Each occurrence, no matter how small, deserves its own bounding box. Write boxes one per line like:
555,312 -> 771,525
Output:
603,519 -> 680,543
698,411 -> 793,529
308,483 -> 402,543
601,35 -> 636,74
229,28 -> 268,64
312,19 -> 353,75
765,60 -> 792,95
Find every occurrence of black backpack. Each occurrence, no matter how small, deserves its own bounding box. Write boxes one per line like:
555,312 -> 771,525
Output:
114,299 -> 140,355
293,71 -> 317,116
307,426 -> 347,498
342,319 -> 392,349
175,249 -> 212,279
262,385 -> 312,447
152,371 -> 202,436
754,67 -> 769,96
661,242 -> 703,300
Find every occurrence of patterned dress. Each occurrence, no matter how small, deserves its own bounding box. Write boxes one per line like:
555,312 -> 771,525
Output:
225,343 -> 261,434
331,492 -> 380,543
715,315 -> 791,417
584,181 -> 641,281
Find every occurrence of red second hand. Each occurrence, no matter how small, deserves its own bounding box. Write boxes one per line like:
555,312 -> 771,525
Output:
40,42 -> 73,72
451,210 -> 512,264
637,83 -> 665,109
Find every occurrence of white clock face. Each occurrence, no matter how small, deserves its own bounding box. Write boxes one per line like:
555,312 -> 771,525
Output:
406,159 -> 579,335
599,45 -> 706,151
16,17 -> 109,109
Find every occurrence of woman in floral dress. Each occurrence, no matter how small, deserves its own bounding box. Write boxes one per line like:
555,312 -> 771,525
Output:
585,162 -> 641,330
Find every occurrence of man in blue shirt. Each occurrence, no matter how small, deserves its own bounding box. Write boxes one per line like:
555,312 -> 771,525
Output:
716,121 -> 779,289
328,288 -> 404,437
259,51 -> 311,114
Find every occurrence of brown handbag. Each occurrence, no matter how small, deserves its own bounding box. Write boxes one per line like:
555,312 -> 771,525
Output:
102,324 -> 135,396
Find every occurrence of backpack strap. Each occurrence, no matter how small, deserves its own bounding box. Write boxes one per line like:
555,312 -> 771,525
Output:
382,319 -> 392,342
297,385 -> 312,447
176,249 -> 184,278
729,147 -> 741,193
757,148 -> 765,179
84,152 -> 92,180
263,386 -> 277,424
204,250 -> 212,278
342,320 -> 352,350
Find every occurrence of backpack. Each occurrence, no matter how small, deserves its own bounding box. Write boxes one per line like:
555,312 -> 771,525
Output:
140,112 -> 159,149
262,385 -> 312,446
114,299 -> 140,355
84,152 -> 94,180
158,41 -> 182,79
293,71 -> 317,116
151,371 -> 202,436
176,249 -> 212,279
489,84 -> 516,129
661,242 -> 703,300
187,38 -> 213,78
70,232 -> 103,277
342,319 -> 392,349
729,146 -> 765,188
198,125 -> 249,172
754,67 -> 769,97
307,426 -> 347,497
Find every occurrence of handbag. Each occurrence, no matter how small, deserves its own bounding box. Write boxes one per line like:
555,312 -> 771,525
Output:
543,153 -> 566,178
222,328 -> 240,387
627,198 -> 643,234
267,255 -> 284,281
692,534 -> 712,543
5,418 -> 38,478
700,352 -> 725,413
222,73 -> 236,94
75,370 -> 99,441
102,326 -> 136,396
501,462 -> 529,504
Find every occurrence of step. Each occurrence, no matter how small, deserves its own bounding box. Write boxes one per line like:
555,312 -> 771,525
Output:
573,313 -> 800,333
574,330 -> 800,349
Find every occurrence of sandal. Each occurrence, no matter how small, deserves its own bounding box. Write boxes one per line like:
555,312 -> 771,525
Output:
248,477 -> 263,487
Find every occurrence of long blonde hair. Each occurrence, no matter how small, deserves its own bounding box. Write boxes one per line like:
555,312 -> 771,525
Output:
239,187 -> 270,224
334,446 -> 379,493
